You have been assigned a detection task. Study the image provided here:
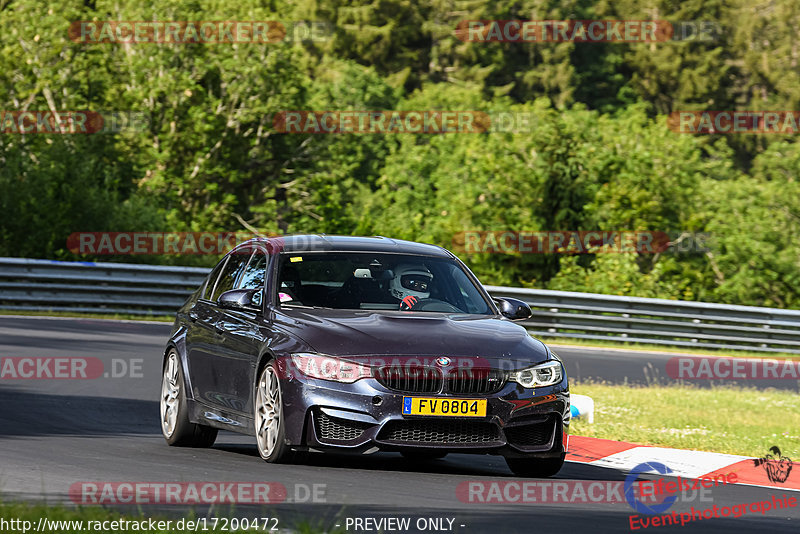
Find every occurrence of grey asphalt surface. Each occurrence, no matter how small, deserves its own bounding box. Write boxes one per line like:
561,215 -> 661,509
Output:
0,316 -> 797,533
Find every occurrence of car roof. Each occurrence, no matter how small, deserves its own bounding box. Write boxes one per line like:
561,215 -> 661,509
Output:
234,235 -> 453,258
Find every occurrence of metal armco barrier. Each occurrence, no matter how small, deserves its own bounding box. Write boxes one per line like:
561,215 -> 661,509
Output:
1,257 -> 798,353
0,257 -> 208,316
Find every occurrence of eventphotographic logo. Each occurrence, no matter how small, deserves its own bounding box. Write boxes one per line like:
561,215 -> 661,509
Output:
67,232 -> 349,255
625,462 -> 677,515
436,357 -> 452,367
753,446 -> 793,483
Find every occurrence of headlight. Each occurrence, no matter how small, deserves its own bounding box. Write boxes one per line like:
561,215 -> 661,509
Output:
508,361 -> 563,388
290,353 -> 372,383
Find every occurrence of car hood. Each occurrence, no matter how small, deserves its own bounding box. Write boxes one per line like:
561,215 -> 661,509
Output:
274,308 -> 550,366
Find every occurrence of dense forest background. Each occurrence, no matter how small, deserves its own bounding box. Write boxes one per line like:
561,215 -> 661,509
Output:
1,0 -> 798,308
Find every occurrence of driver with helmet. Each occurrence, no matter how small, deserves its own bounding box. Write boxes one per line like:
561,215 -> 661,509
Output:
390,264 -> 433,310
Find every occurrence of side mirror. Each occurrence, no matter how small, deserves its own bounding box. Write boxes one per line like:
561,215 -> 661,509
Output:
218,288 -> 261,312
494,297 -> 532,321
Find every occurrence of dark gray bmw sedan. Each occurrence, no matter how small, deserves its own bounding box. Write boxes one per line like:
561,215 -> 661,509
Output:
160,235 -> 570,477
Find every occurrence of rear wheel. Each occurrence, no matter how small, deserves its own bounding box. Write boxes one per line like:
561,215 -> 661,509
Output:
254,362 -> 293,463
160,350 -> 217,447
505,454 -> 565,478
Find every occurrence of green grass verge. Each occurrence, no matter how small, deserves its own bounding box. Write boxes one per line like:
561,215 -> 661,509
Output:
0,501 -> 338,533
570,381 -> 800,457
541,336 -> 800,360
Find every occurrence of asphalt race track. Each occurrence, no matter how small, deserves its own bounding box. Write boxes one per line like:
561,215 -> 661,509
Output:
0,316 -> 797,533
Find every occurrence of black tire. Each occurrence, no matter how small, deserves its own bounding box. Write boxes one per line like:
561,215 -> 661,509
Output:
401,450 -> 448,461
254,362 -> 293,463
505,454 -> 565,478
160,350 -> 218,447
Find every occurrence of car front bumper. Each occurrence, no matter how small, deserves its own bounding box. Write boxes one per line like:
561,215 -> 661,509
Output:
279,371 -> 570,458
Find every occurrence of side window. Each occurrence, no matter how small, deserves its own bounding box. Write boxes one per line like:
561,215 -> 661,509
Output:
239,251 -> 267,290
202,258 -> 229,301
211,250 -> 252,301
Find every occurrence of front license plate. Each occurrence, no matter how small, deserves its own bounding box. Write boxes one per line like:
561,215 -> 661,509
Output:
402,397 -> 487,417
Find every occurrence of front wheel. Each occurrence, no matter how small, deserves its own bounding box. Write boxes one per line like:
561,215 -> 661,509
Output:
254,362 -> 293,463
505,454 -> 565,478
160,350 -> 217,447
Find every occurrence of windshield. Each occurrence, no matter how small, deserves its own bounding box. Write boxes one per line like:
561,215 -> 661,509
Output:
276,252 -> 493,314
